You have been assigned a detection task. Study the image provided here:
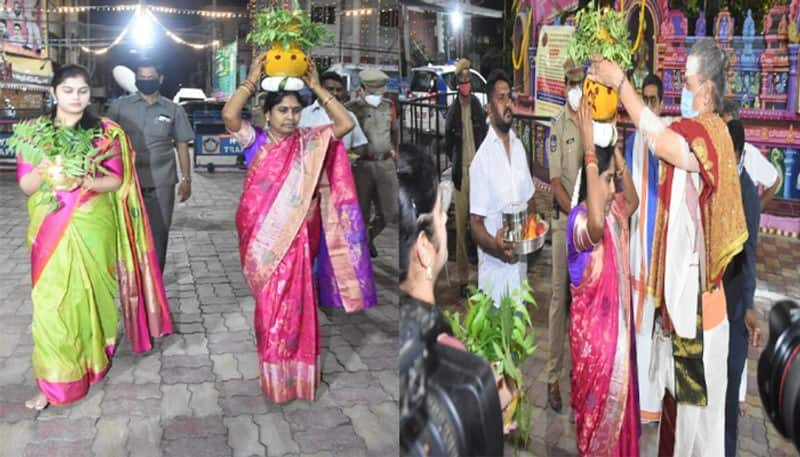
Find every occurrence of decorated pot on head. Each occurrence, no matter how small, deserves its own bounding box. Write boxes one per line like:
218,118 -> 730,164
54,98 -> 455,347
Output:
264,43 -> 311,78
566,3 -> 631,149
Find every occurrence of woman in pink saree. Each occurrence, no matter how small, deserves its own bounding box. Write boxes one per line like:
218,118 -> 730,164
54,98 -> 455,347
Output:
222,55 -> 376,403
16,65 -> 172,410
566,99 -> 640,456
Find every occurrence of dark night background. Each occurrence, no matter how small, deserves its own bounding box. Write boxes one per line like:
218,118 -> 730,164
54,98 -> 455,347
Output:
85,0 -> 250,99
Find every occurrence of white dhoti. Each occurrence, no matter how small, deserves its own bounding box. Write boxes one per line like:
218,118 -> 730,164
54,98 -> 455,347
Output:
649,166 -> 728,457
652,319 -> 729,457
635,296 -> 661,421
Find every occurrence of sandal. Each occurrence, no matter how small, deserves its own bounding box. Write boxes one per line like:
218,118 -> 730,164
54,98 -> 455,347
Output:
25,393 -> 49,411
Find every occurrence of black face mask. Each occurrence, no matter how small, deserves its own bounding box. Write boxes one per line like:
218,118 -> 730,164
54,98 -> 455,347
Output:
136,78 -> 160,95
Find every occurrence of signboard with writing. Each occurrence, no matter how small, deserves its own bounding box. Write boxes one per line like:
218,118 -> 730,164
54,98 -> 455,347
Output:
534,25 -> 574,118
1,0 -> 47,59
195,133 -> 243,156
212,41 -> 237,99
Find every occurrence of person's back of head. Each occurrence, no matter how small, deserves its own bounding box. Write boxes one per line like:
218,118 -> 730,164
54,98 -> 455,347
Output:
721,99 -> 741,122
398,143 -> 439,284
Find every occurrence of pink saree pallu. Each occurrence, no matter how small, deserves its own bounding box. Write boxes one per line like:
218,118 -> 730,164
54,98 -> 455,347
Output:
236,125 -> 375,403
18,118 -> 173,406
567,197 -> 640,457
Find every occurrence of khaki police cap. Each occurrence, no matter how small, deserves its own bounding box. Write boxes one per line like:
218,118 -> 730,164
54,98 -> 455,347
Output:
454,58 -> 471,75
360,69 -> 389,92
563,58 -> 584,83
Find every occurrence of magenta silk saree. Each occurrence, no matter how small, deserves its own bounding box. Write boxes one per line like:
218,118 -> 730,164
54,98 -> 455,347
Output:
17,118 -> 172,405
567,196 -> 641,456
236,124 -> 376,403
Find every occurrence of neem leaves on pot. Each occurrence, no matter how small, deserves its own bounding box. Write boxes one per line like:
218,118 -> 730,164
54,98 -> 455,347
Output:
567,1 -> 632,121
246,3 -> 334,78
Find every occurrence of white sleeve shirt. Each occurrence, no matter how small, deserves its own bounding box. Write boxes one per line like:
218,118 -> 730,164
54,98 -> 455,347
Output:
299,101 -> 368,150
743,142 -> 779,189
469,126 -> 535,307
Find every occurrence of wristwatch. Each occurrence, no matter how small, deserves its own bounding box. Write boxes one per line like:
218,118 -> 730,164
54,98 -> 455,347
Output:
180,175 -> 192,183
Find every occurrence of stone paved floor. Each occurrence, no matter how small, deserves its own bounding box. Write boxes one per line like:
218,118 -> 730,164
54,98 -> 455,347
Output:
438,191 -> 800,456
0,170 -> 399,457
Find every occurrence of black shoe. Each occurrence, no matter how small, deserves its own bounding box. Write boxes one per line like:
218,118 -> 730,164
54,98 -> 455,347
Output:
369,241 -> 378,258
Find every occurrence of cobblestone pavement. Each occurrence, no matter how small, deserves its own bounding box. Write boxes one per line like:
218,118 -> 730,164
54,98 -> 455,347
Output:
0,170 -> 399,457
437,191 -> 800,456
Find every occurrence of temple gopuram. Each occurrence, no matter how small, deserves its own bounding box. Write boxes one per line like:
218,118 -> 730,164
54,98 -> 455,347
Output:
514,0 -> 800,238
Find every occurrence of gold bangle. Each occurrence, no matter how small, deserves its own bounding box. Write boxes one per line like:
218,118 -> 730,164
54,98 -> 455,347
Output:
239,85 -> 254,96
242,79 -> 257,92
322,95 -> 335,107
586,162 -> 599,172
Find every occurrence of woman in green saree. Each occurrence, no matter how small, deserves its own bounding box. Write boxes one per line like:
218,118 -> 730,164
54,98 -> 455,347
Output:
16,64 -> 172,409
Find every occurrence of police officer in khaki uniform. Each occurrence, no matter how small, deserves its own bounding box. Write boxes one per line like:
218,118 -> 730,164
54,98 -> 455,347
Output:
346,69 -> 399,257
546,58 -> 585,412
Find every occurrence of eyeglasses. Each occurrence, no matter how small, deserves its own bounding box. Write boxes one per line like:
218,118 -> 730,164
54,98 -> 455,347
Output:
457,79 -> 470,85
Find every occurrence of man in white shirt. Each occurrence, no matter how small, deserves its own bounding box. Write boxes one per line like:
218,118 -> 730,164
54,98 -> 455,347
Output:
469,69 -> 535,307
721,101 -> 780,210
300,71 -> 368,155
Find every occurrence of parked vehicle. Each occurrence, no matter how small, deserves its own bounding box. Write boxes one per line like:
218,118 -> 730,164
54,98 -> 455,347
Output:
403,63 -> 487,136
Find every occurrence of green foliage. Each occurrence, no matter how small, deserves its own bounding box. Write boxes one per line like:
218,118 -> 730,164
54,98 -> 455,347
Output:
8,117 -> 110,212
567,1 -> 633,70
247,2 -> 333,51
443,280 -> 537,449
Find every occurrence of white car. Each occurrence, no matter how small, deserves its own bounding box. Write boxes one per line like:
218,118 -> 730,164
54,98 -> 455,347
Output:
403,64 -> 487,136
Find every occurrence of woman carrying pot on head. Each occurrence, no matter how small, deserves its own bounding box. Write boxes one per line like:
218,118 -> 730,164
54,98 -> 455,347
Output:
16,64 -> 172,410
588,37 -> 747,456
221,53 -> 376,403
567,96 -> 639,456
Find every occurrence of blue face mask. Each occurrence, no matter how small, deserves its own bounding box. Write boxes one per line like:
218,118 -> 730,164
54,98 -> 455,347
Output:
680,85 -> 699,118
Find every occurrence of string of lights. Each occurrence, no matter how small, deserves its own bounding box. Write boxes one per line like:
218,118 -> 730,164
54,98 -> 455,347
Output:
79,24 -> 132,55
79,6 -> 220,55
49,4 -> 245,19
145,9 -> 221,50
